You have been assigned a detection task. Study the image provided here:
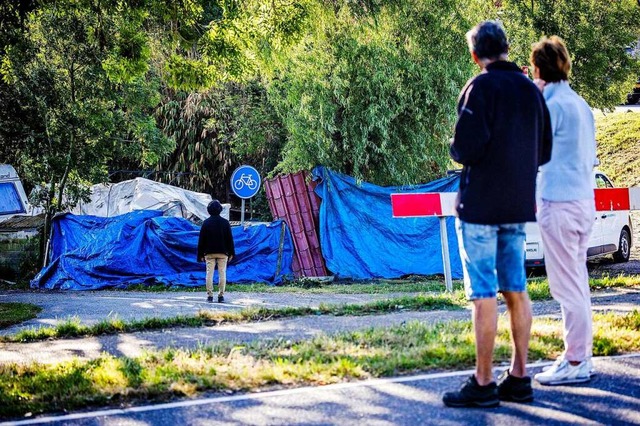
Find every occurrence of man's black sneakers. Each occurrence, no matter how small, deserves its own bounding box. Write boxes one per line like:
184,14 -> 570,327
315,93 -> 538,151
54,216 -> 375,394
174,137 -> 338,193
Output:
443,375 -> 500,408
218,295 -> 224,303
497,370 -> 534,403
206,296 -> 213,303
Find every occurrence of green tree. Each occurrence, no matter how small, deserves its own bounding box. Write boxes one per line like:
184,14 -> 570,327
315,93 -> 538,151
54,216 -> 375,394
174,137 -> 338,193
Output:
155,80 -> 286,211
0,1 -> 173,261
0,0 -> 38,175
500,0 -> 640,109
150,0 -> 312,91
264,0 -> 475,185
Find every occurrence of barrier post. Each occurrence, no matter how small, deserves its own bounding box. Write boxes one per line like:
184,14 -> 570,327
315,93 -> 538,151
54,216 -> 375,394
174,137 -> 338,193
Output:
439,216 -> 453,292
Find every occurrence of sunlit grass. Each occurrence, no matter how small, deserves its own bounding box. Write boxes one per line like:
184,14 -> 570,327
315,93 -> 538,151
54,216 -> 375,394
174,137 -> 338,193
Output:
2,310 -> 639,419
595,111 -> 640,187
526,273 -> 640,301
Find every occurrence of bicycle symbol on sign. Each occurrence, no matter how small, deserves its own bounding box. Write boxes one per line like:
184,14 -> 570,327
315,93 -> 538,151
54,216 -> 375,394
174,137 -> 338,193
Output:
233,173 -> 258,191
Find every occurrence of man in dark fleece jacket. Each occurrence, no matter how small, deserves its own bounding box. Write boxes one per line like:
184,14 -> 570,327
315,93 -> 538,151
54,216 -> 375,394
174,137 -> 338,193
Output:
197,200 -> 235,303
443,21 -> 552,409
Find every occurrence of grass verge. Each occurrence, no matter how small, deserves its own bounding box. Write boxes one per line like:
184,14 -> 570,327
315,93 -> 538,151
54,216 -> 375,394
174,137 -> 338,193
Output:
594,110 -> 640,187
527,274 -> 640,301
1,294 -> 464,343
1,310 -> 639,419
0,303 -> 42,329
123,277 -> 460,294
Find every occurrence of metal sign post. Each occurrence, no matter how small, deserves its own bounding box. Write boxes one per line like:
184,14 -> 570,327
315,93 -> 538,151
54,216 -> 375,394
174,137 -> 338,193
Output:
230,165 -> 261,226
439,216 -> 453,292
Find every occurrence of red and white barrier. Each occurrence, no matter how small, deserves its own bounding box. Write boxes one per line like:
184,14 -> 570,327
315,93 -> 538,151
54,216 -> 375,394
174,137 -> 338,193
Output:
391,188 -> 640,219
594,187 -> 640,211
390,192 -> 457,290
391,192 -> 457,218
391,187 -> 640,291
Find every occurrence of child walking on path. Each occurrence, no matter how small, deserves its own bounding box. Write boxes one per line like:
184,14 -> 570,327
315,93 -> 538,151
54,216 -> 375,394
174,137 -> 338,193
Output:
197,200 -> 235,303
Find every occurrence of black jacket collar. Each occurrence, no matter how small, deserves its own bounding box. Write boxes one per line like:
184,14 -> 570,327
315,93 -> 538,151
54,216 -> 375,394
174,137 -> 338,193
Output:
485,60 -> 521,73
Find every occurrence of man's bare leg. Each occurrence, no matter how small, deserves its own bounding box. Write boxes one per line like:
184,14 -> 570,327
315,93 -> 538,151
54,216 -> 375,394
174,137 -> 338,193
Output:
501,291 -> 532,378
473,297 -> 498,385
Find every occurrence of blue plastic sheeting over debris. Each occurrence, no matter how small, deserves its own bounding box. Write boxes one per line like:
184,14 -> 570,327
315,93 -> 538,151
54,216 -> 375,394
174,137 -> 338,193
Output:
31,211 -> 294,290
312,167 -> 462,280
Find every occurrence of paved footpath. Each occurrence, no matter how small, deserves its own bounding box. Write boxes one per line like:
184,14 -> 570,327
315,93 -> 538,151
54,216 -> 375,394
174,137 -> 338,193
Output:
0,290 -> 416,335
0,287 -> 639,364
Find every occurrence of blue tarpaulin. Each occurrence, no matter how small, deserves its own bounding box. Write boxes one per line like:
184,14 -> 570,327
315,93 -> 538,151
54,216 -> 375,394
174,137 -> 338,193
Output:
31,211 -> 294,290
312,167 -> 463,280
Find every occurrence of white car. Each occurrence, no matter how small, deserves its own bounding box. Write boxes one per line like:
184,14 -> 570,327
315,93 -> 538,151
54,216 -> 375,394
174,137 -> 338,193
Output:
526,171 -> 633,267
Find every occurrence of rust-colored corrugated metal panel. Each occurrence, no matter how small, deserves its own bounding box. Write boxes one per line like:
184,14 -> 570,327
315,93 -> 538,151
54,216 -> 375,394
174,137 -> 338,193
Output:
265,171 -> 328,278
264,176 -> 300,275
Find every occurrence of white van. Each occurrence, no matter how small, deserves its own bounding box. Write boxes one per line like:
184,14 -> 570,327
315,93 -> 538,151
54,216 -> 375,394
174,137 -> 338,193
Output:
525,171 -> 633,266
0,164 -> 32,221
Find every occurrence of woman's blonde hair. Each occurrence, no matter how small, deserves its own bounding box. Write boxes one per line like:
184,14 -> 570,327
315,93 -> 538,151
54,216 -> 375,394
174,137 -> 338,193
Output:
530,36 -> 571,82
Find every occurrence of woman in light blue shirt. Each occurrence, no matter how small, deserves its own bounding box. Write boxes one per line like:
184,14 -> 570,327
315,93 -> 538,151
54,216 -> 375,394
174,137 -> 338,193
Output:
530,36 -> 596,386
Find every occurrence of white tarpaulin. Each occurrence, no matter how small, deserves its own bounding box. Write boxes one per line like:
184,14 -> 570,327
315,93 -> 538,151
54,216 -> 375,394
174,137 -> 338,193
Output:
72,178 -> 229,222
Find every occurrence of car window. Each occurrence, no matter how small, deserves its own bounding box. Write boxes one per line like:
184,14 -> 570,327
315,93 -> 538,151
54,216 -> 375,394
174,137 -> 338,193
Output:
595,174 -> 614,189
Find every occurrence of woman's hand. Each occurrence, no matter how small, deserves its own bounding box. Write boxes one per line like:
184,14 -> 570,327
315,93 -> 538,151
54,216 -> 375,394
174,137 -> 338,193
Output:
533,78 -> 546,92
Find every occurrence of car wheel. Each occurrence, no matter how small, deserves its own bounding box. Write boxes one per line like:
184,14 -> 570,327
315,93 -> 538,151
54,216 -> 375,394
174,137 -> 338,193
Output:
613,228 -> 631,263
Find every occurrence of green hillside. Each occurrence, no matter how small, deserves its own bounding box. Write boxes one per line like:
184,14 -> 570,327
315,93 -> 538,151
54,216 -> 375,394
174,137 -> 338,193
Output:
595,111 -> 640,187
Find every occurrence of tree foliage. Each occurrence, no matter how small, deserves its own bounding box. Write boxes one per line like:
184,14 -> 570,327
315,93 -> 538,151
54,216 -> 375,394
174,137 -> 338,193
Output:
1,0 -> 638,215
500,0 -> 640,109
265,0 -> 474,185
0,0 -> 174,257
155,81 -> 286,200
150,0 -> 312,91
0,0 -> 38,173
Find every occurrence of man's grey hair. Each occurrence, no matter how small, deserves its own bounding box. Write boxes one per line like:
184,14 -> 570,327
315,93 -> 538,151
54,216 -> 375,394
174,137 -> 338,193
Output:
466,20 -> 509,60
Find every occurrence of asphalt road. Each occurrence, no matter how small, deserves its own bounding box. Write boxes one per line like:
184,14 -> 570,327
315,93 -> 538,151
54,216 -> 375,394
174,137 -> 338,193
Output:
3,354 -> 639,426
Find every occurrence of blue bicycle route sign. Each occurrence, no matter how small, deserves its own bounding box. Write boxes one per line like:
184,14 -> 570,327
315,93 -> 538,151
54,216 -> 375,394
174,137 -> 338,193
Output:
230,165 -> 261,199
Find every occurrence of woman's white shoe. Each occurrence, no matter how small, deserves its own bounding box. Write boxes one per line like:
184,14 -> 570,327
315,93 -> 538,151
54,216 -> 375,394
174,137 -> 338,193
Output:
535,359 -> 591,385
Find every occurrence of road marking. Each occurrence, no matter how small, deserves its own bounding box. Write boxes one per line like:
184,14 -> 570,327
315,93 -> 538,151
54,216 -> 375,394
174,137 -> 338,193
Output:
4,353 -> 640,426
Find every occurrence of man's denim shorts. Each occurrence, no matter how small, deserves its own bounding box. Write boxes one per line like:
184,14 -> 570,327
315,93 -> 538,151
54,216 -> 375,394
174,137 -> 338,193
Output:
456,220 -> 527,300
